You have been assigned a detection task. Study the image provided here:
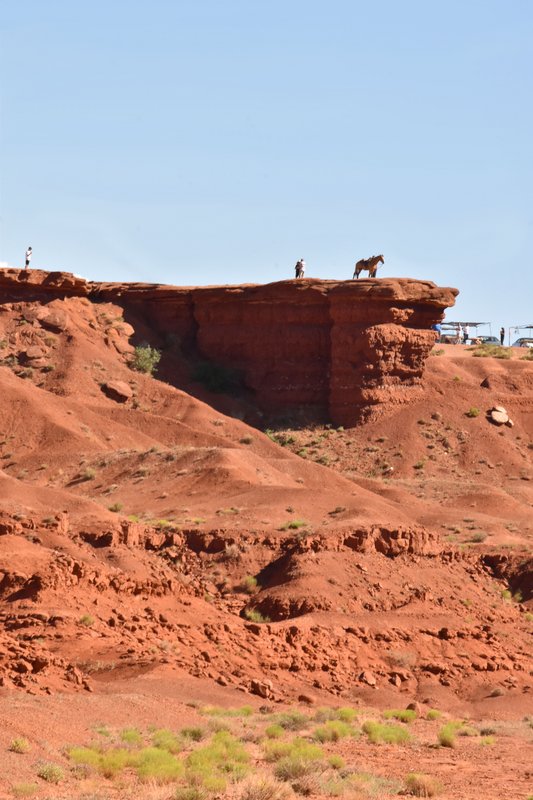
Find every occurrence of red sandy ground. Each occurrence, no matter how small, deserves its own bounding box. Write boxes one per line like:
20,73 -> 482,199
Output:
0,294 -> 531,799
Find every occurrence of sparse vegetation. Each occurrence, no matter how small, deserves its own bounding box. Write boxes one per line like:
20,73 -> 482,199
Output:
405,772 -> 443,797
279,519 -> 307,530
244,609 -> 271,624
79,614 -> 95,627
362,720 -> 411,744
9,737 -> 30,753
241,575 -> 259,593
108,502 -> 123,513
131,344 -> 161,374
36,763 -> 64,783
466,407 -> 480,418
382,708 -> 417,723
472,344 -> 511,359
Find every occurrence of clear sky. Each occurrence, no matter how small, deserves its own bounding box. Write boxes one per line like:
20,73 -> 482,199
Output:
1,0 -> 532,338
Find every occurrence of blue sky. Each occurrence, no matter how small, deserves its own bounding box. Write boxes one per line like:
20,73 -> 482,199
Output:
1,0 -> 532,337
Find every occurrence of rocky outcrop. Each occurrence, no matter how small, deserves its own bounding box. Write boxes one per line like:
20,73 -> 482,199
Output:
0,269 -> 457,425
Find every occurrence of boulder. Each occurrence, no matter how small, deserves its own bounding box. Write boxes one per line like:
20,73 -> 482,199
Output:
101,380 -> 133,403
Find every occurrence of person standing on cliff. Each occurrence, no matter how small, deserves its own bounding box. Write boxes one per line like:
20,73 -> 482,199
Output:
295,258 -> 305,278
500,326 -> 505,345
24,246 -> 32,269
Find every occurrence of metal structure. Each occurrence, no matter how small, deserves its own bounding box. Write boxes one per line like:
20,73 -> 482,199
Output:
509,325 -> 533,347
439,321 -> 491,344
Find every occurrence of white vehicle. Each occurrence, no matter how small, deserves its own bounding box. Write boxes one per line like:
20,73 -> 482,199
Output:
511,337 -> 533,348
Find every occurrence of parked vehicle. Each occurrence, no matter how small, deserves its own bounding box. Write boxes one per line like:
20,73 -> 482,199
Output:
476,336 -> 500,345
511,337 -> 533,348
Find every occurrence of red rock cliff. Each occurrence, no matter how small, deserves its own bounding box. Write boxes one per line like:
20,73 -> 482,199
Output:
0,270 -> 457,426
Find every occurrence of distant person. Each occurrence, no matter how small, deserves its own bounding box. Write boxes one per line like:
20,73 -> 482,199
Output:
463,324 -> 470,344
24,246 -> 32,269
295,258 -> 305,278
500,326 -> 505,346
431,323 -> 441,342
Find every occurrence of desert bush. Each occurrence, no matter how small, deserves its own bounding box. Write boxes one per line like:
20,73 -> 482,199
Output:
244,609 -> 270,623
313,720 -> 352,742
79,614 -> 95,627
181,726 -> 205,742
265,724 -> 285,739
152,728 -> 183,753
438,722 -> 461,748
276,711 -> 309,731
382,709 -> 417,724
273,754 -> 323,782
80,466 -> 96,481
279,520 -> 307,530
9,737 -> 31,754
405,772 -> 443,797
426,710 -> 442,721
264,738 -> 322,764
36,763 -> 64,783
241,575 -> 258,594
131,344 -> 161,374
108,502 -> 123,513
185,730 -> 249,790
121,727 -> 143,745
135,746 -> 184,782
202,705 -> 254,718
238,774 -> 293,800
328,754 -> 345,770
361,721 -> 410,744
11,783 -> 38,797
466,407 -> 480,418
472,344 -> 511,359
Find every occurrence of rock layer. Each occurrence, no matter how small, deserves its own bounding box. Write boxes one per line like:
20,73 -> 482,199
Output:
0,269 -> 457,425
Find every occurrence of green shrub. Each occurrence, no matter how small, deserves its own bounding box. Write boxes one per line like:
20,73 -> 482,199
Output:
152,728 -> 183,753
264,737 -> 322,764
472,344 -> 511,359
438,722 -> 461,748
279,519 -> 307,530
362,720 -> 411,744
121,727 -> 143,745
181,726 -> 204,742
241,575 -> 258,593
244,609 -> 270,623
135,747 -> 184,782
79,614 -> 95,627
202,705 -> 254,718
313,720 -> 352,742
36,763 -> 64,783
69,746 -> 133,778
466,407 -> 480,418
382,709 -> 417,724
275,711 -> 309,731
405,772 -> 443,796
426,709 -> 442,721
9,737 -> 30,753
328,754 -> 345,770
185,731 -> 249,790
265,724 -> 284,739
131,344 -> 161,374
11,783 -> 38,797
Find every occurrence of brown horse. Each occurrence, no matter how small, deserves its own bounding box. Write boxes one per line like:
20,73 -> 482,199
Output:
353,254 -> 384,279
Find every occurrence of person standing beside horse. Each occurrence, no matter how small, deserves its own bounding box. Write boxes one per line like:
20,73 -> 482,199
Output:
353,254 -> 384,279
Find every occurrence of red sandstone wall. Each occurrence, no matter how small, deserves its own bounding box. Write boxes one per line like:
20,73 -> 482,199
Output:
0,270 -> 458,426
